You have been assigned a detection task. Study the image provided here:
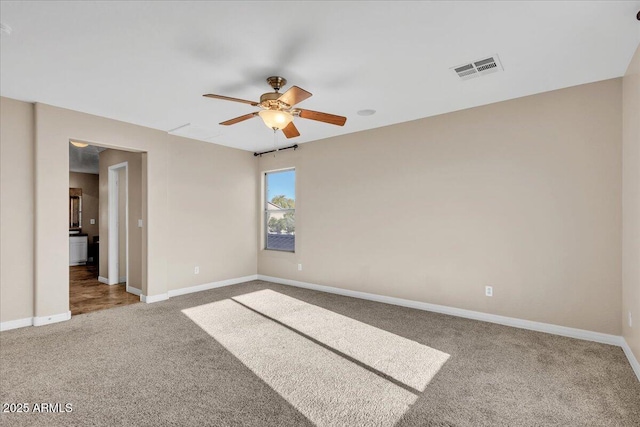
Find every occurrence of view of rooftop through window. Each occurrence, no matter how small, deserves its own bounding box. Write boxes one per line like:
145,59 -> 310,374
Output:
265,169 -> 295,252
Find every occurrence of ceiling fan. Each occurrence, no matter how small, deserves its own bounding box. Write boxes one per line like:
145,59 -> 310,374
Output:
203,76 -> 347,139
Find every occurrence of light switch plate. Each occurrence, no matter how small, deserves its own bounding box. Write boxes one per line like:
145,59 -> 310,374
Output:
138,219 -> 143,228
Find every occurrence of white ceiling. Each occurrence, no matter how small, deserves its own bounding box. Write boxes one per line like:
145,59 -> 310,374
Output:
69,143 -> 106,174
1,1 -> 639,152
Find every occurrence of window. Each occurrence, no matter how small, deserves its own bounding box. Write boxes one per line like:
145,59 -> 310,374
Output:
265,169 -> 295,252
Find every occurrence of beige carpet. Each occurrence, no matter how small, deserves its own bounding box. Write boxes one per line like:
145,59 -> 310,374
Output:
233,289 -> 449,391
1,280 -> 639,426
183,298 -> 417,427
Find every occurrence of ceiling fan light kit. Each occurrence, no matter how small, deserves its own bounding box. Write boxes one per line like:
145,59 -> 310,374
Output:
258,109 -> 293,130
203,76 -> 346,139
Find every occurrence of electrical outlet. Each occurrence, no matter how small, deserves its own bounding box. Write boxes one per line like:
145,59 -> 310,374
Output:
90,219 -> 95,225
629,311 -> 633,328
485,286 -> 493,297
194,266 -> 199,274
298,263 -> 302,271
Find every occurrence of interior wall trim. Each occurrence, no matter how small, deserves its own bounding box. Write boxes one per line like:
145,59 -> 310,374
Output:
1,274 -> 259,330
33,311 -> 71,327
622,339 -> 640,382
0,317 -> 34,332
167,274 -> 259,298
127,287 -> 142,296
257,275 -> 640,381
140,293 -> 169,303
256,275 -> 623,346
4,274 -> 637,383
140,274 -> 260,303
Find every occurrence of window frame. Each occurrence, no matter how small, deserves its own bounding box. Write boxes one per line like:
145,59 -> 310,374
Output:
264,168 -> 296,253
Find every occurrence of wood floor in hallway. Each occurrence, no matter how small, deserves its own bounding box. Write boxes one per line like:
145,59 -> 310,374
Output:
69,265 -> 140,315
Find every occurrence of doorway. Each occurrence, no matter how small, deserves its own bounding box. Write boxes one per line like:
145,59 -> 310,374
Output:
68,142 -> 144,315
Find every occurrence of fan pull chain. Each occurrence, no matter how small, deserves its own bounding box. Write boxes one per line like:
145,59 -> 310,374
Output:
273,129 -> 277,157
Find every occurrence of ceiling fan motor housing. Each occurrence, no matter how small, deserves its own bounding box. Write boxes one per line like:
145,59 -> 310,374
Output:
260,92 -> 290,110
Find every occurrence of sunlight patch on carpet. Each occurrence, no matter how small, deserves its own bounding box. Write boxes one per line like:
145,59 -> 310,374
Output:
183,299 -> 417,427
233,289 -> 450,391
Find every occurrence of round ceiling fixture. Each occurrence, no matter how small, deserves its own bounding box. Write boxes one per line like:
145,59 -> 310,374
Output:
357,109 -> 376,116
258,110 -> 294,130
70,141 -> 89,148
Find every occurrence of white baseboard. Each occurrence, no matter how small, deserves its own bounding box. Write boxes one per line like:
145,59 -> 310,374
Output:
140,293 -> 169,303
621,339 -> 640,382
127,286 -> 142,296
33,311 -> 71,327
99,276 -> 126,285
136,275 -> 260,303
257,275 -> 623,347
168,274 -> 259,298
0,317 -> 34,332
4,272 -> 637,383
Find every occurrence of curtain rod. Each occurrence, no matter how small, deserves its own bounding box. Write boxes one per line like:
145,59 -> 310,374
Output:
254,144 -> 298,157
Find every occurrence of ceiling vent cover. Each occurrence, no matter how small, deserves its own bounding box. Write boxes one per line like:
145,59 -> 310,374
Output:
452,55 -> 503,80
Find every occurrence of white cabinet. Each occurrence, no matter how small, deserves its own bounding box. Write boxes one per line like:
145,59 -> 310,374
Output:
69,235 -> 88,266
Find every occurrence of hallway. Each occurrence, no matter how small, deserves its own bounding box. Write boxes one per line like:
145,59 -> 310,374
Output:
70,265 -> 140,315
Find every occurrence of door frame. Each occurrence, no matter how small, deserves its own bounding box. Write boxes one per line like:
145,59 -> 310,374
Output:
108,161 -> 129,291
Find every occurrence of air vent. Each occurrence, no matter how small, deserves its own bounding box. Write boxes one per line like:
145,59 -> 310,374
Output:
452,55 -> 503,80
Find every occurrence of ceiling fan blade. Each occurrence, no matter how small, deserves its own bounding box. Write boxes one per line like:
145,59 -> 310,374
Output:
298,109 -> 347,126
278,86 -> 312,107
203,94 -> 259,106
281,122 -> 300,139
220,112 -> 259,126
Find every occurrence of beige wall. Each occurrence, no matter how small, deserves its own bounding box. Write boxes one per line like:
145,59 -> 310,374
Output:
258,78 -> 623,335
622,45 -> 640,361
0,100 -> 258,321
0,98 -> 35,322
98,149 -> 143,288
0,72 -> 630,341
166,136 -> 258,290
69,172 -> 99,244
